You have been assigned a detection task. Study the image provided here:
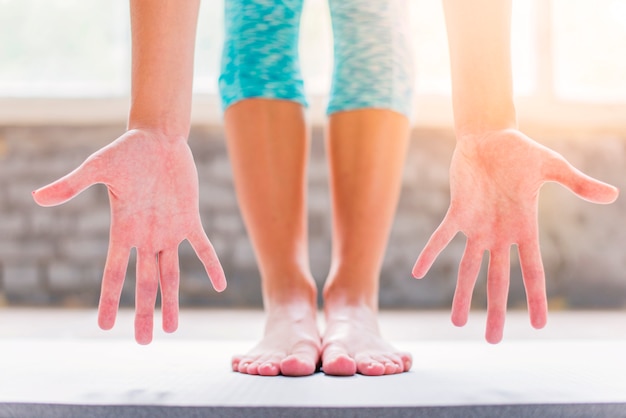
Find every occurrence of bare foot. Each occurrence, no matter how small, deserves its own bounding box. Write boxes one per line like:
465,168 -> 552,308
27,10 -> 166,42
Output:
232,303 -> 321,376
321,304 -> 412,376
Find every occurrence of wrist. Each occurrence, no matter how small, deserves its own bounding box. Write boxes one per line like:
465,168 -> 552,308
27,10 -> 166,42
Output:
453,102 -> 518,140
127,109 -> 191,141
125,126 -> 189,145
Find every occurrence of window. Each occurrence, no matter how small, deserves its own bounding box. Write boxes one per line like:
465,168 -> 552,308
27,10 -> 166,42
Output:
0,0 -> 624,125
552,0 -> 626,102
0,0 -> 129,96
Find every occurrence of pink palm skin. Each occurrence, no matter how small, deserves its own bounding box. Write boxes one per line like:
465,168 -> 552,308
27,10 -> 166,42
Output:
412,129 -> 618,344
33,129 -> 226,344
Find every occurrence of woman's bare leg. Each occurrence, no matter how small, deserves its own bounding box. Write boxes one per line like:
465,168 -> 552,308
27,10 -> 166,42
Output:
224,99 -> 320,376
322,109 -> 412,376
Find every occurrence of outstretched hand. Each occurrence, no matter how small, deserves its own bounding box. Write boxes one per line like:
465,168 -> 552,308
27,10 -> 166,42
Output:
33,129 -> 226,344
412,129 -> 618,343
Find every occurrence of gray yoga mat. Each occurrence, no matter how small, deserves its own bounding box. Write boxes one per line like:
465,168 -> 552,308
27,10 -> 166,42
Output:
1,339 -> 625,417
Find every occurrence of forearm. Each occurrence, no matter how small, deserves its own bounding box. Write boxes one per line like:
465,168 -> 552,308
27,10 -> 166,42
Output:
128,0 -> 200,138
442,0 -> 517,136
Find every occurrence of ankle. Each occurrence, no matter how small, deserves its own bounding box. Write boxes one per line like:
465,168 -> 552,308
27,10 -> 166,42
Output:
323,279 -> 377,313
263,272 -> 318,311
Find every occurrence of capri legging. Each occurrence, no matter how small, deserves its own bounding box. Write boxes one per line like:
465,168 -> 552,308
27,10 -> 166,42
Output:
219,0 -> 414,119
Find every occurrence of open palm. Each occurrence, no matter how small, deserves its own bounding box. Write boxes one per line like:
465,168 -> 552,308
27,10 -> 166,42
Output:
413,129 -> 618,343
33,129 -> 226,344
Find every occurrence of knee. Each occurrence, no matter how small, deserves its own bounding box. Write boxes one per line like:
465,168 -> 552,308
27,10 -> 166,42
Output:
327,0 -> 415,119
219,0 -> 307,111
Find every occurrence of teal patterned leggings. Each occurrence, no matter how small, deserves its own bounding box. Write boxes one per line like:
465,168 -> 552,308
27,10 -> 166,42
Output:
219,0 -> 414,119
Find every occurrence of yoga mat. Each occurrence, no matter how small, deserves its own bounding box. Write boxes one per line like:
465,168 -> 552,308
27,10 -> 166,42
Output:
1,339 -> 625,417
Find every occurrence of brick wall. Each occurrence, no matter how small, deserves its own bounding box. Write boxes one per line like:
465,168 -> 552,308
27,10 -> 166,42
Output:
1,125 -> 625,310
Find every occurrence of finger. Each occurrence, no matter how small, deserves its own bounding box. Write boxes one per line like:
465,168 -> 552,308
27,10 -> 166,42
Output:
158,248 -> 180,333
135,249 -> 159,345
97,243 -> 131,331
451,240 -> 484,327
544,155 -> 618,204
518,242 -> 547,330
32,158 -> 100,207
485,247 -> 511,344
188,228 -> 227,292
412,215 -> 458,279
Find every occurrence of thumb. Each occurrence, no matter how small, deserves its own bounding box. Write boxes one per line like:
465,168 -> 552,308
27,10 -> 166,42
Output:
33,160 -> 99,207
545,155 -> 619,204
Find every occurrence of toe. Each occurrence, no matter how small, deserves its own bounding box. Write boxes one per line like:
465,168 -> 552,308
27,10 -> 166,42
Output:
324,354 -> 357,376
322,345 -> 357,376
355,353 -> 385,376
237,360 -> 251,374
237,355 -> 265,374
281,340 -> 319,376
382,359 -> 401,375
357,360 -> 385,376
231,356 -> 242,372
235,351 -> 281,375
258,361 -> 280,376
246,361 -> 261,375
384,354 -> 405,374
281,355 -> 316,376
399,352 -> 412,372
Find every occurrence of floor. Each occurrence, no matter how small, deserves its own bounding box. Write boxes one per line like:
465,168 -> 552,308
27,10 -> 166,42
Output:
1,309 -> 625,417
